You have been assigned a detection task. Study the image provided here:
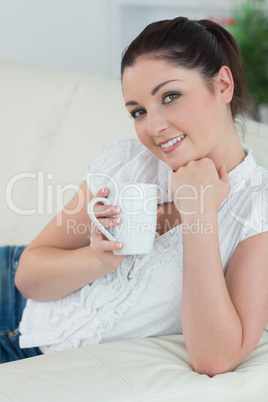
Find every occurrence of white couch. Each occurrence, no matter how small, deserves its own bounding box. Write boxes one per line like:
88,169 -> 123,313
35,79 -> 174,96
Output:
0,60 -> 268,401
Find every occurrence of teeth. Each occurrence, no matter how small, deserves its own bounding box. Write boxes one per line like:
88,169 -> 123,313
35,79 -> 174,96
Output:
161,134 -> 186,149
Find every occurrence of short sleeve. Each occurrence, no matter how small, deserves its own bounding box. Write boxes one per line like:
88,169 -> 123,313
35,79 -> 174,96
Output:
83,138 -> 157,195
84,140 -> 130,195
239,167 -> 268,242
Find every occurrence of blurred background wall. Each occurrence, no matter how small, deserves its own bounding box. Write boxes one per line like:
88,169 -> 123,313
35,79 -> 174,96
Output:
0,0 -> 267,121
0,0 -> 234,78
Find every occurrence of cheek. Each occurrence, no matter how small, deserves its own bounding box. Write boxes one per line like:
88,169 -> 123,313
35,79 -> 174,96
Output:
180,96 -> 217,130
134,123 -> 148,145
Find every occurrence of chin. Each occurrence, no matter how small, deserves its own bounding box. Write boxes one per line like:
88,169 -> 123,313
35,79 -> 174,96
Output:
163,157 -> 189,172
146,145 -> 188,171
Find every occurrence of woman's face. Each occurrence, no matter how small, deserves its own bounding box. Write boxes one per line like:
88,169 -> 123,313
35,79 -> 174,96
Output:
122,58 -> 233,171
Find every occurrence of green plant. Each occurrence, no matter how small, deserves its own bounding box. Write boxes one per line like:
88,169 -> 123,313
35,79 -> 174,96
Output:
226,0 -> 268,118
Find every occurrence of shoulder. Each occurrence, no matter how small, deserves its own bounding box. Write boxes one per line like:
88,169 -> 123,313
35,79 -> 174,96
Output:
86,139 -> 160,194
95,138 -> 157,170
100,138 -> 144,153
228,149 -> 268,194
93,138 -> 150,165
230,160 -> 268,242
219,151 -> 268,247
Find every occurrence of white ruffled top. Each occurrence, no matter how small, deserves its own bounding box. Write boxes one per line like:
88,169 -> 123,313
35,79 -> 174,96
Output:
19,139 -> 268,353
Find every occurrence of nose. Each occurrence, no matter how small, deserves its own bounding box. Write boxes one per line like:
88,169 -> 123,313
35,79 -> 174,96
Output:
146,109 -> 168,137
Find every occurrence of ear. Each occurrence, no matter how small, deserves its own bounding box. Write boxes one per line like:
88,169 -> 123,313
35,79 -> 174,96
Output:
217,65 -> 234,105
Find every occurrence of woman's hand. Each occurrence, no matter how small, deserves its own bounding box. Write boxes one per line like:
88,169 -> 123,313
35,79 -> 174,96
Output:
89,188 -> 125,272
168,158 -> 230,222
90,187 -> 164,274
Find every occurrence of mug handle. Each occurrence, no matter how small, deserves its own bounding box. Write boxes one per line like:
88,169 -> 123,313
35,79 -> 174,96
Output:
87,197 -> 117,242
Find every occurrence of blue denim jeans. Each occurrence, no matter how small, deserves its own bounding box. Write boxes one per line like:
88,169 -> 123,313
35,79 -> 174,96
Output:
0,246 -> 43,363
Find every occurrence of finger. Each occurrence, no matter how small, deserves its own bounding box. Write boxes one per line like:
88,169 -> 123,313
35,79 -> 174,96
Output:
90,215 -> 121,243
98,216 -> 121,228
157,205 -> 164,219
93,187 -> 109,210
91,238 -> 124,253
96,187 -> 109,197
93,188 -> 110,211
218,165 -> 229,183
218,165 -> 231,195
93,204 -> 121,218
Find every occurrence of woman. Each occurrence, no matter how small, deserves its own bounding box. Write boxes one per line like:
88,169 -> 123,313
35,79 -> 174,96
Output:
1,17 -> 268,376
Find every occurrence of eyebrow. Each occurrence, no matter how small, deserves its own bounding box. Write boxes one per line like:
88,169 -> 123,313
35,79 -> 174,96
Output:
125,79 -> 183,107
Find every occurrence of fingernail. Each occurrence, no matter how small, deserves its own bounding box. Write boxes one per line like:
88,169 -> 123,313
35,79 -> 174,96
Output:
114,217 -> 121,224
113,206 -> 120,213
116,242 -> 123,248
101,188 -> 105,193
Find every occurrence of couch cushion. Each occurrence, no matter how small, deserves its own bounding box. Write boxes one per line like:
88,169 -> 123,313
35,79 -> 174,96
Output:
0,61 -> 83,245
0,331 -> 267,402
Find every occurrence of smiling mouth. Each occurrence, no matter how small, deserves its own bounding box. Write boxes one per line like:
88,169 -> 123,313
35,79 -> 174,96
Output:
160,134 -> 186,149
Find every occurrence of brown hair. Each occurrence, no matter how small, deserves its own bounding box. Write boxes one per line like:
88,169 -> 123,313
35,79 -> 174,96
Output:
121,17 -> 250,118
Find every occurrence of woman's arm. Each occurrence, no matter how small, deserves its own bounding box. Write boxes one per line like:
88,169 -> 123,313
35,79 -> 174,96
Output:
170,158 -> 268,376
15,182 -> 123,301
181,226 -> 268,376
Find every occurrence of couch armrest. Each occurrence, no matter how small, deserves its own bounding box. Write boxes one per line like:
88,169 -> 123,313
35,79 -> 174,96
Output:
0,332 -> 268,402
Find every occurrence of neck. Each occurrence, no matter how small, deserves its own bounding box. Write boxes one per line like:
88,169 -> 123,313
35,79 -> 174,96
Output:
212,121 -> 246,173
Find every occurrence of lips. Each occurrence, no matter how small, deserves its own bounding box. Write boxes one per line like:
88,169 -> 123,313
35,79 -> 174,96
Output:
159,134 -> 186,150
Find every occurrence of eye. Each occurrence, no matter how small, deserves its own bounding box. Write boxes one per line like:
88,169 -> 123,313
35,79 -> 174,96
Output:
130,108 -> 147,119
163,93 -> 180,104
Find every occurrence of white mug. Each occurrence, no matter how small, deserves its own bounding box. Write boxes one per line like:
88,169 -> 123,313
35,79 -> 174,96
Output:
87,182 -> 158,255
